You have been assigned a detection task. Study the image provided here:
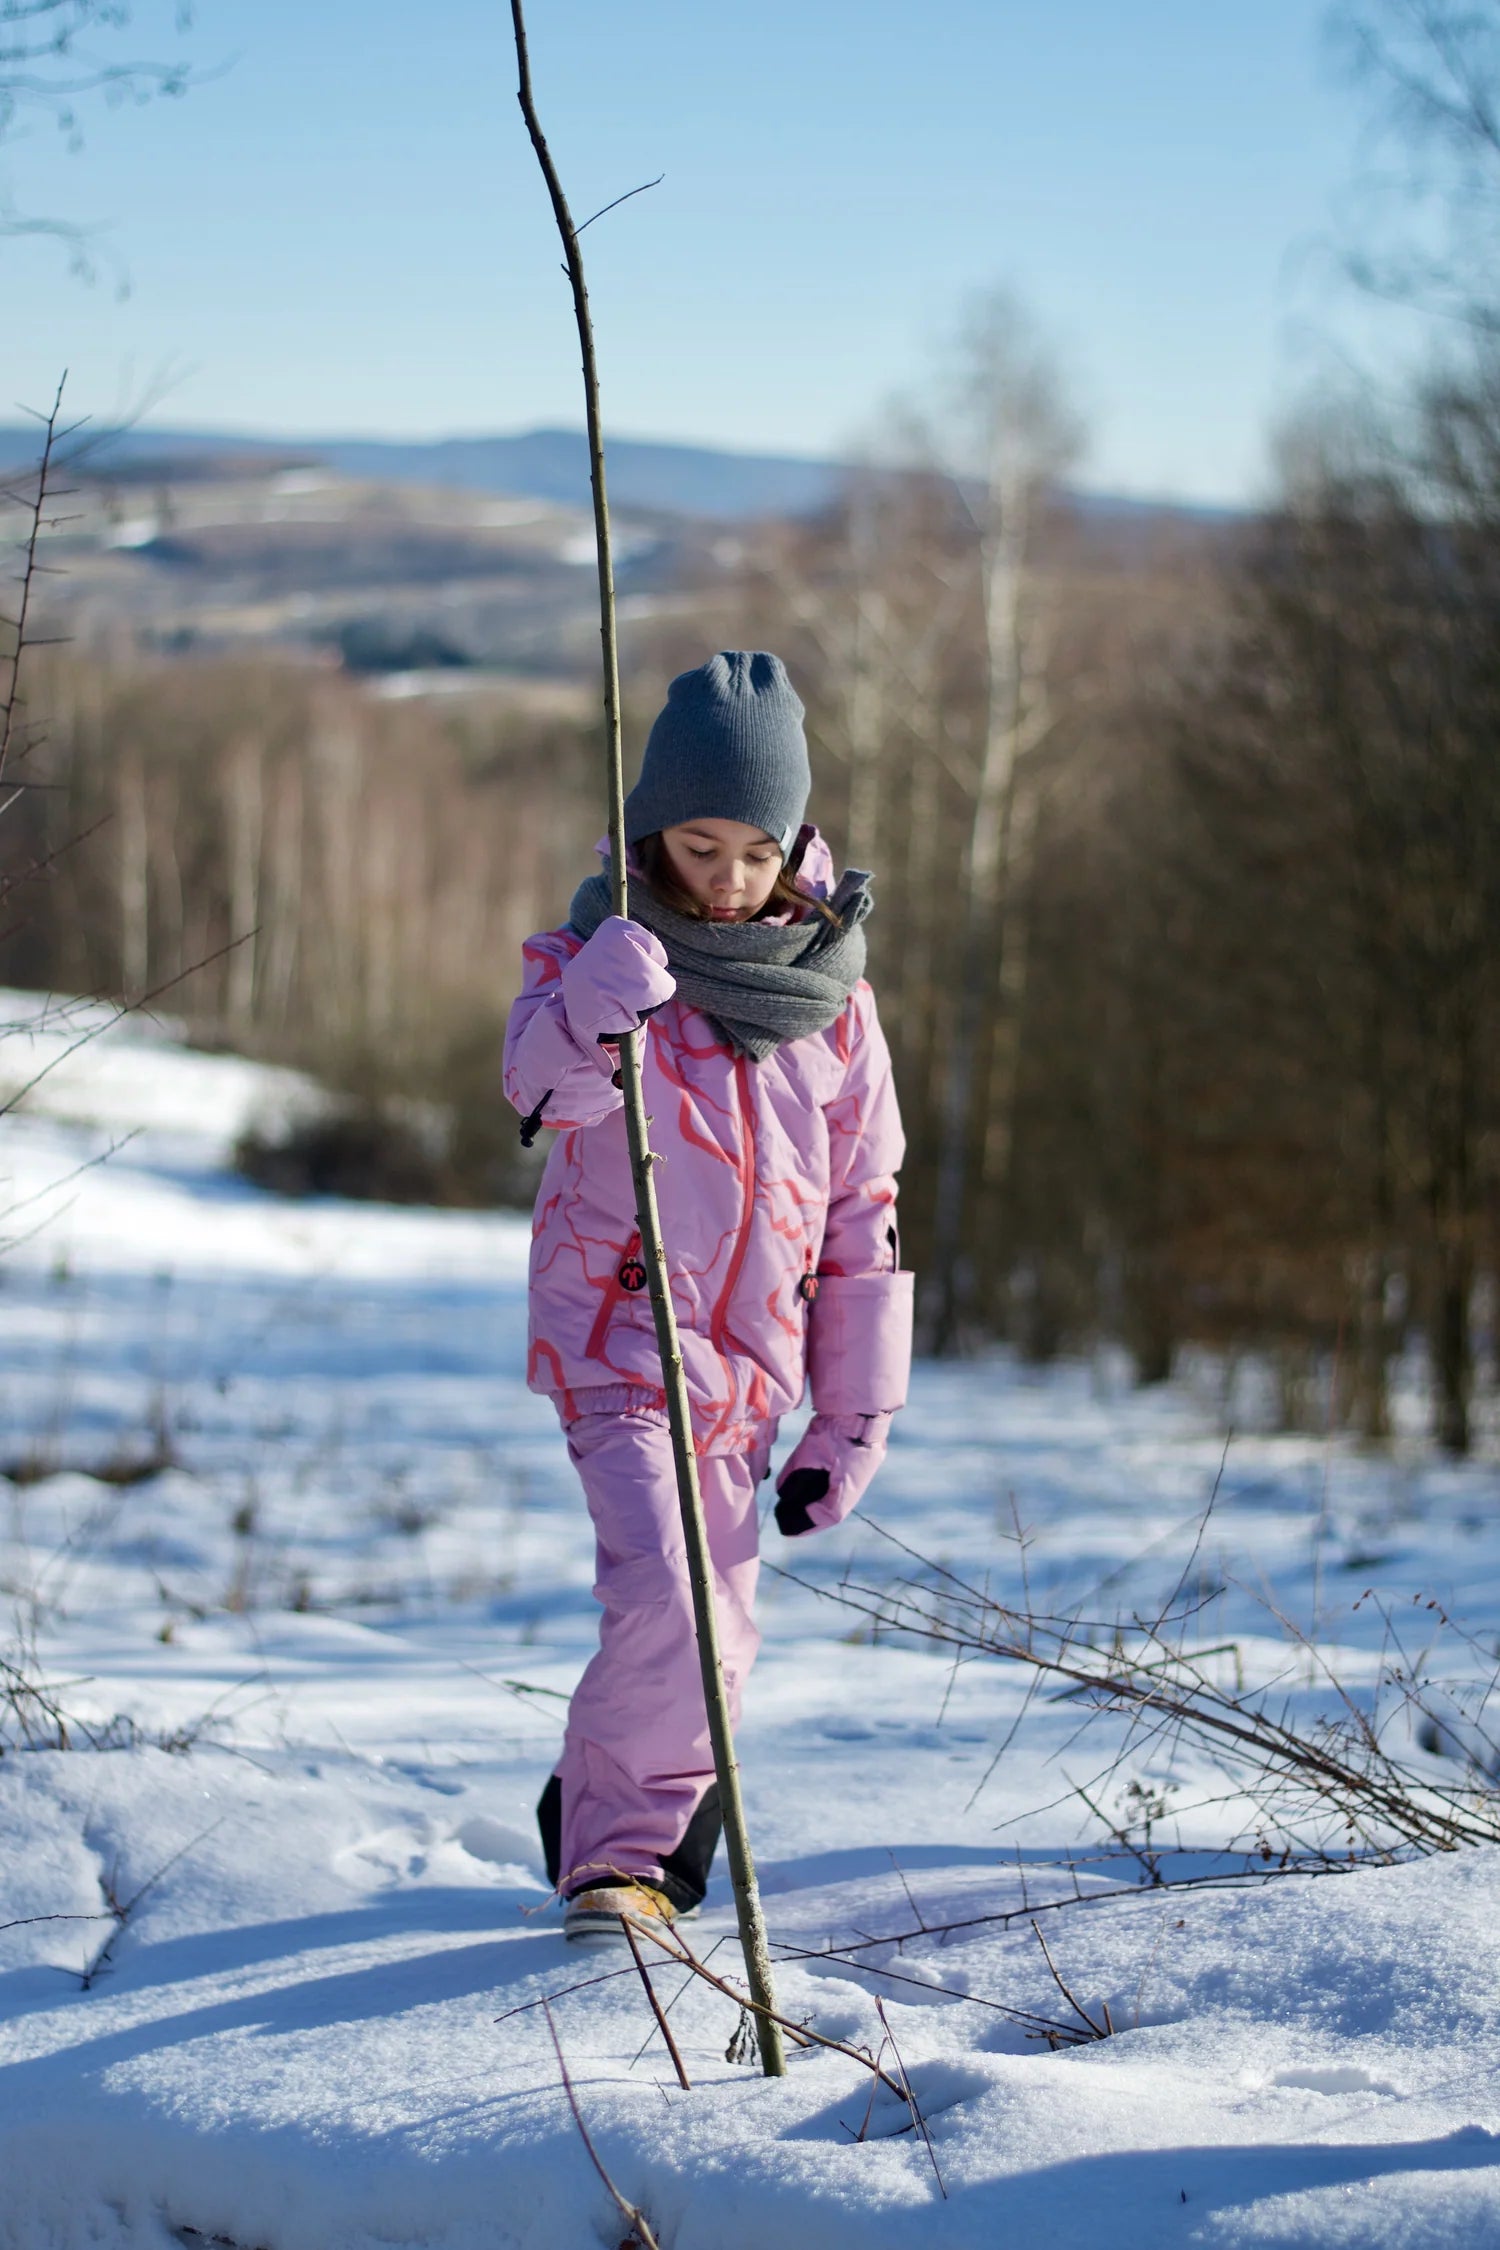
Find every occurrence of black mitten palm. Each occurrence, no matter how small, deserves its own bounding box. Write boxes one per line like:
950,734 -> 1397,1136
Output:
773,1413 -> 891,1538
773,1466 -> 831,1538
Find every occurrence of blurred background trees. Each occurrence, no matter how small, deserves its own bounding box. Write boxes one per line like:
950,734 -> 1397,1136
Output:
5,1 -> 1500,1451
2,1 -> 197,269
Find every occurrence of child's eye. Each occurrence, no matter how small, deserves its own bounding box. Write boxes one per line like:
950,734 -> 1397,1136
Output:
687,847 -> 716,861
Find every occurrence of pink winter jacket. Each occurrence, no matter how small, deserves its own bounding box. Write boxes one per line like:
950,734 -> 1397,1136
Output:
504,858 -> 913,1455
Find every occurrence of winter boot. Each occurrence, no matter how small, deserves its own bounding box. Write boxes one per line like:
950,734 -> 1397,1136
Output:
563,1879 -> 683,1946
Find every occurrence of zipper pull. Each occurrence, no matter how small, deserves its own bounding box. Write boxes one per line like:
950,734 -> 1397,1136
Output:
519,1090 -> 553,1148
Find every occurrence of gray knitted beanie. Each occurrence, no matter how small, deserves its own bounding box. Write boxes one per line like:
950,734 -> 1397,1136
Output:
624,651 -> 811,855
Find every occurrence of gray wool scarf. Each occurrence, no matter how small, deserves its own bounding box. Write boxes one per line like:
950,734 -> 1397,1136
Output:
568,867 -> 873,1062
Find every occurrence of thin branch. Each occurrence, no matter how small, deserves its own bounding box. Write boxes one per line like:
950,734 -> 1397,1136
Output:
642,1921 -> 900,2088
853,2034 -> 891,2141
509,0 -> 785,2075
0,929 -> 254,1122
541,2001 -> 662,2250
772,1938 -> 1096,2043
0,375 -> 68,789
875,1998 -> 946,2198
628,1934 -> 728,2068
774,1533 -> 1500,1857
622,1916 -> 691,2090
80,1815 -> 228,1989
777,1856 -> 1362,1963
575,174 -> 664,236
1030,1917 -> 1107,2040
0,1910 -> 112,1935
0,1128 -> 139,1227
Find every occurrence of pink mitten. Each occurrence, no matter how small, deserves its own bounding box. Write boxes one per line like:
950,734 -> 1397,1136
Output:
774,1412 -> 890,1536
561,917 -> 676,1046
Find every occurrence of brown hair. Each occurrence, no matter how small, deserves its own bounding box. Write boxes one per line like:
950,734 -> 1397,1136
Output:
633,831 -> 838,924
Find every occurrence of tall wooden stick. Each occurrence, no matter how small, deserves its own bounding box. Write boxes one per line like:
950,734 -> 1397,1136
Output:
509,0 -> 785,2078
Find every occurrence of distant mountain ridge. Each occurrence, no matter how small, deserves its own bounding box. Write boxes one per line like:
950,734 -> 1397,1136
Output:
0,420 -> 1239,528
0,423 -> 843,520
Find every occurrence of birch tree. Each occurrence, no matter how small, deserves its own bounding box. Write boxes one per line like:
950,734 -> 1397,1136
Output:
921,289 -> 1083,1353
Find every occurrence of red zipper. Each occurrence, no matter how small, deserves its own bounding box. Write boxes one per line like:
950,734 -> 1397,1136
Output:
585,1228 -> 642,1360
710,1054 -> 757,1351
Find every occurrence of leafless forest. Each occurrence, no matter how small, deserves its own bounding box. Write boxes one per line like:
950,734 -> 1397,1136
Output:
3,3 -> 1499,1453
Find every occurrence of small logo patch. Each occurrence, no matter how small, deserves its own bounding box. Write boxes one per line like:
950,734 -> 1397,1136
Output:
798,1272 -> 820,1303
618,1258 -> 648,1294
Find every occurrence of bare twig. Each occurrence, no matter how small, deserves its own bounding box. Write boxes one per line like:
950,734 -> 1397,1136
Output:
628,1934 -> 728,2069
0,810 -> 107,930
0,1910 -> 112,1936
575,174 -> 664,235
0,1128 -> 140,1229
634,1917 -> 909,2097
0,931 -> 255,1123
773,1856 -> 1369,1963
1148,1431 -> 1232,1633
0,377 -> 77,787
853,2033 -> 891,2141
1030,1917 -> 1109,2041
875,1998 -> 946,2198
623,1916 -> 691,2090
79,1815 -> 229,1990
772,1934 -> 1098,2044
773,1519 -> 1500,1860
0,1648 -> 76,1748
886,1850 -> 929,1930
504,1915 -> 913,2104
448,1654 -> 568,1726
541,2001 -> 662,2250
494,1961 -> 642,2024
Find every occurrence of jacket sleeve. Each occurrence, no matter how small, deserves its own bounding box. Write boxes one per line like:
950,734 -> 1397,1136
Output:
503,928 -> 625,1133
807,982 -> 914,1415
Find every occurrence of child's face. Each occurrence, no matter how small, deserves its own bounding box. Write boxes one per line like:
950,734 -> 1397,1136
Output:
660,818 -> 783,921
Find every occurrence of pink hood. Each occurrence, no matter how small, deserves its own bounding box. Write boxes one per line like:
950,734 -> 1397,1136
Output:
504,836 -> 911,1453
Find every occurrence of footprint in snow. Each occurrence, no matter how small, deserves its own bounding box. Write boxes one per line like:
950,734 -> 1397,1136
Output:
1267,2064 -> 1400,2097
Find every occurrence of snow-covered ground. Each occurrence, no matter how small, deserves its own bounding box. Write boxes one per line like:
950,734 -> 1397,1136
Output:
3,997 -> 1500,2249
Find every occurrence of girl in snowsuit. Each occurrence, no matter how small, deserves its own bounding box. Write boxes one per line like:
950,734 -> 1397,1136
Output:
504,650 -> 912,1941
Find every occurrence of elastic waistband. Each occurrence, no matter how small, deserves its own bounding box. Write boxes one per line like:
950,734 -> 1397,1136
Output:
554,1382 -> 667,1427
551,1382 -> 776,1458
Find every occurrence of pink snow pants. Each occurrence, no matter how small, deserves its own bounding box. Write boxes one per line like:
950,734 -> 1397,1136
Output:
547,1399 -> 769,1902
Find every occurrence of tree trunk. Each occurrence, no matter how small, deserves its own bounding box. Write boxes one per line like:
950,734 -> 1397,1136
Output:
225,736 -> 263,1029
1433,1252 -> 1472,1455
1350,1246 -> 1393,1443
926,494 -> 1028,1354
117,748 -> 149,995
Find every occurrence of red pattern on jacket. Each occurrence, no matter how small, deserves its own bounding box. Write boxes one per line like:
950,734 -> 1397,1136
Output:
504,925 -> 906,1454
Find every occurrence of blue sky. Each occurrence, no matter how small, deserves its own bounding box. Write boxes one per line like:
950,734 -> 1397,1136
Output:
0,0 -> 1417,503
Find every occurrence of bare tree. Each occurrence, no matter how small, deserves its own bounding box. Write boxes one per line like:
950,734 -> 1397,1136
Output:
710,301 -> 1090,1354
1130,386 -> 1500,1453
1,1 -> 198,269
744,465 -> 969,872
1331,0 -> 1500,327
919,289 -> 1083,1353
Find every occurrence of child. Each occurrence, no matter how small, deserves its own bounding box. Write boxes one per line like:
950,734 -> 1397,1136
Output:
504,650 -> 912,1942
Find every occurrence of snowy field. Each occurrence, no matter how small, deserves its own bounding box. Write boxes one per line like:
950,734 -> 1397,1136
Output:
3,996 -> 1500,2249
